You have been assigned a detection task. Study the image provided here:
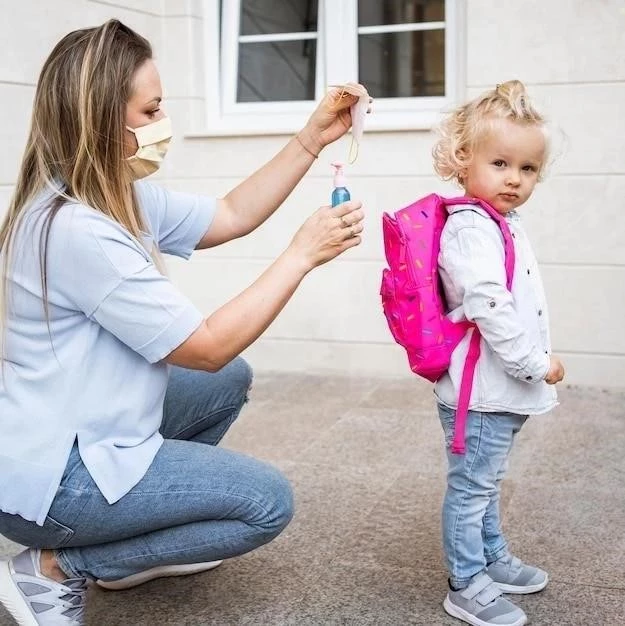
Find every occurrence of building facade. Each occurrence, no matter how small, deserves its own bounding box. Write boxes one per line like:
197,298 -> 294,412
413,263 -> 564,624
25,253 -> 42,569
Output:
1,0 -> 623,386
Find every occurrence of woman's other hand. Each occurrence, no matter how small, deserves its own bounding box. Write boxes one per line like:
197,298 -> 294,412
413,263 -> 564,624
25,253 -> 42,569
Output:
298,84 -> 371,155
288,200 -> 364,272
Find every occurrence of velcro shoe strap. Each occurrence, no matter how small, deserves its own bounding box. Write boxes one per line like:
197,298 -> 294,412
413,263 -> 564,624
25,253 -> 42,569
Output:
461,574 -> 502,607
510,556 -> 523,570
475,584 -> 502,606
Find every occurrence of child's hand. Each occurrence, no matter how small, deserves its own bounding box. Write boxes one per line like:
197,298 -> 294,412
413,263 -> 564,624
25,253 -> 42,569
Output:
545,355 -> 565,384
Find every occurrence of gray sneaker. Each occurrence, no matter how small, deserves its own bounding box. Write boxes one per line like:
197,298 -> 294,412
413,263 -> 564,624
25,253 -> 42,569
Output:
443,572 -> 527,626
95,559 -> 223,590
0,549 -> 87,625
487,555 -> 548,594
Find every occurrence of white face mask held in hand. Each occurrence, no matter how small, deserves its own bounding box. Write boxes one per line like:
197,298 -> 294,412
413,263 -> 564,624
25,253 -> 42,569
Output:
126,116 -> 173,180
329,83 -> 370,164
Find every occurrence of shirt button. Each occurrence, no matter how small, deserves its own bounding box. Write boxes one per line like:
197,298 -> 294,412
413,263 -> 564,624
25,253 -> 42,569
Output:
538,309 -> 543,316
526,375 -> 533,381
527,269 -> 531,275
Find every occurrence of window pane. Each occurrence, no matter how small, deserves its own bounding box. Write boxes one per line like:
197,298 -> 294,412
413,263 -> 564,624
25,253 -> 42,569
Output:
240,0 -> 318,35
358,30 -> 445,97
358,0 -> 444,27
237,41 -> 317,102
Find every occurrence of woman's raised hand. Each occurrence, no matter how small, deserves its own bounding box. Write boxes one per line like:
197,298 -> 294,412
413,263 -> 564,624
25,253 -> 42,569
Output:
297,84 -> 371,155
288,200 -> 364,272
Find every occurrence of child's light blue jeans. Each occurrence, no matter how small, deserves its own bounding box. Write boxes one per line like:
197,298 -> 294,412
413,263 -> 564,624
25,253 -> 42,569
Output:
0,358 -> 295,581
438,403 -> 527,589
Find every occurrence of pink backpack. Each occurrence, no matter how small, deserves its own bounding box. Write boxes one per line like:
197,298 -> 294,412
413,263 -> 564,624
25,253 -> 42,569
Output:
380,194 -> 515,454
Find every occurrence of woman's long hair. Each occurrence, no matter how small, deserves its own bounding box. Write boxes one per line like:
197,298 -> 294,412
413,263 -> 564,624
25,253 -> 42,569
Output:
0,19 -> 152,360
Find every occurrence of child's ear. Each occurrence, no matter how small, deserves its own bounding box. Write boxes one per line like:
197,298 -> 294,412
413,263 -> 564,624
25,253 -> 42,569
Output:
456,149 -> 469,184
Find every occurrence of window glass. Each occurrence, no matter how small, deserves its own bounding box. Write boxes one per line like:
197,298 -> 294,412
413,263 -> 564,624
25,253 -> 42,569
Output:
359,30 -> 445,98
357,0 -> 446,97
238,41 -> 317,102
358,0 -> 444,26
240,0 -> 318,35
237,0 -> 318,102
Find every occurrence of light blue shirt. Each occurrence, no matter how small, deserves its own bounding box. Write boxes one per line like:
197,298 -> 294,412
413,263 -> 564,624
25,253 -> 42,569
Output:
0,181 -> 215,525
435,204 -> 558,415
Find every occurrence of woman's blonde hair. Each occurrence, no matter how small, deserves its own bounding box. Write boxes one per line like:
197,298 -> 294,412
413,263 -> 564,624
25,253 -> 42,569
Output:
0,19 -> 152,359
432,80 -> 548,186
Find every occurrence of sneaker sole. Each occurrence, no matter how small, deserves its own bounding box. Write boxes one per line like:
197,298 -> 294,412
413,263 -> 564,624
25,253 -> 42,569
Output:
0,561 -> 39,626
443,595 -> 527,626
96,559 -> 223,590
495,574 -> 548,595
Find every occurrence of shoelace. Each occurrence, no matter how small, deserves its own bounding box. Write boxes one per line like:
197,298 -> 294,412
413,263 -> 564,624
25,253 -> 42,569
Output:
58,578 -> 88,623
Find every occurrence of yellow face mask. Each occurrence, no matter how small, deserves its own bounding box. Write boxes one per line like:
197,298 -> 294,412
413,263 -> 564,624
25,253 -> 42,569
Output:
126,116 -> 173,180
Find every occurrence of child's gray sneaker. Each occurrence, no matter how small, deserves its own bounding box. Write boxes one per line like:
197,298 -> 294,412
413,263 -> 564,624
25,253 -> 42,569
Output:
487,555 -> 548,594
0,548 -> 87,625
443,572 -> 527,626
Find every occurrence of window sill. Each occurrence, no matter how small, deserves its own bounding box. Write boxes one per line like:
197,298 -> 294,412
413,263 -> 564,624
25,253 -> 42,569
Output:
184,108 -> 446,138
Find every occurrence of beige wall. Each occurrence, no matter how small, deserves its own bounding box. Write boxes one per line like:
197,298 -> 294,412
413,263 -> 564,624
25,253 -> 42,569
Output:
1,1 -> 624,387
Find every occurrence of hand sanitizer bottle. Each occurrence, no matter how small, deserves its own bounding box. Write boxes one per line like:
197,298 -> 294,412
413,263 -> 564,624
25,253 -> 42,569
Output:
331,161 -> 351,207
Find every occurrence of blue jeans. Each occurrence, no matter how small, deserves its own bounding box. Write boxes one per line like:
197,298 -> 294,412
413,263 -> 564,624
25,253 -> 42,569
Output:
438,403 -> 527,588
0,358 -> 294,581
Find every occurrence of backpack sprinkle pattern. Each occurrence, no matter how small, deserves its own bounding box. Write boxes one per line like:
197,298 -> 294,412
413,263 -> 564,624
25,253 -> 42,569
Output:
380,195 -> 515,453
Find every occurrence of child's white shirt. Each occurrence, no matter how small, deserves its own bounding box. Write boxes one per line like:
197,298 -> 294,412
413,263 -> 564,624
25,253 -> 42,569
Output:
434,204 -> 558,415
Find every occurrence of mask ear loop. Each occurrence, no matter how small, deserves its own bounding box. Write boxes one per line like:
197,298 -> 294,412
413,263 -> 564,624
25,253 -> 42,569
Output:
327,86 -> 360,164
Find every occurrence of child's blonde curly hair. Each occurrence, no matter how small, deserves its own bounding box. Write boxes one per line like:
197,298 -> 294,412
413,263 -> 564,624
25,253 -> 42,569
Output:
433,80 -> 548,185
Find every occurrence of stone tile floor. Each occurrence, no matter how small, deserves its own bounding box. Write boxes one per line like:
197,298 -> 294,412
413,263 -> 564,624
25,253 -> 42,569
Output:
1,373 -> 624,625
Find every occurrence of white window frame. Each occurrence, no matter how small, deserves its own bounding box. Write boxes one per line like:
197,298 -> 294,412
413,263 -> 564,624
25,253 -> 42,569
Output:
196,0 -> 465,136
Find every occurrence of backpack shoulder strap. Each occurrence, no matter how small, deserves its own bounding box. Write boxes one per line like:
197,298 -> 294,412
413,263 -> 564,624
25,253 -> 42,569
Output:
474,199 -> 515,290
442,196 -> 515,289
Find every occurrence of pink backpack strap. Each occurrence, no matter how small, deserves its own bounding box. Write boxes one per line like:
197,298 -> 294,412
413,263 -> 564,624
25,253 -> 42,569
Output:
443,197 -> 516,454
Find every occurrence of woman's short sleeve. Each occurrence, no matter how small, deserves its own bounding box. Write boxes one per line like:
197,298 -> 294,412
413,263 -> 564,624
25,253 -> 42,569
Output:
134,181 -> 216,258
47,205 -> 204,363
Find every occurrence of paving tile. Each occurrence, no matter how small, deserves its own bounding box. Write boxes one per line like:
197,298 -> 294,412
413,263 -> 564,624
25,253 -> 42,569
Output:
335,470 -> 447,572
513,580 -> 625,626
360,376 -> 437,413
555,385 -> 625,419
298,408 -> 447,475
222,399 -> 347,462
278,562 -> 458,626
271,460 -> 405,585
1,375 -> 623,626
257,373 -> 382,411
502,481 -> 625,589
508,406 -> 625,486
222,373 -> 384,462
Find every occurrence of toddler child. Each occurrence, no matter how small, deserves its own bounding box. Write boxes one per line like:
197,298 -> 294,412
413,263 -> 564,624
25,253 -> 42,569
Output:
432,80 -> 565,626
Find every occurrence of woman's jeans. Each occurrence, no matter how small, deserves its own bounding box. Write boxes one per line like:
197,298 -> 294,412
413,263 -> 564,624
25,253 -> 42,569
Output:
0,358 -> 294,581
438,403 -> 527,589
